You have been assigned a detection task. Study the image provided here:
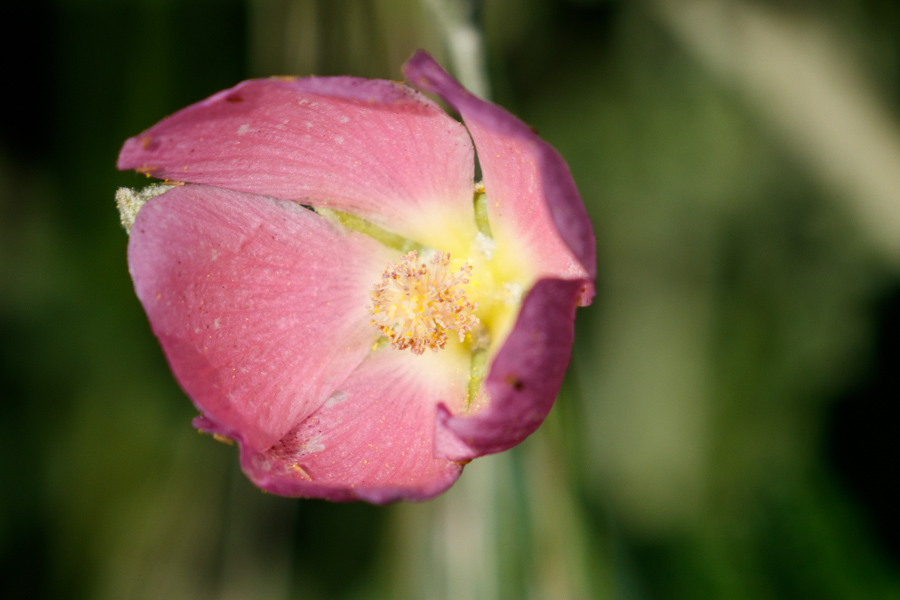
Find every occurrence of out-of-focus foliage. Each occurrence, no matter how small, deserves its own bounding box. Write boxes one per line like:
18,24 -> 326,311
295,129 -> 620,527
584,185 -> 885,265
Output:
1,0 -> 898,599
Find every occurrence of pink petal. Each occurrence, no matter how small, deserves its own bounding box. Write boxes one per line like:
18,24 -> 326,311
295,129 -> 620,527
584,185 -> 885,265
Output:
403,51 -> 596,305
118,77 -> 475,244
234,350 -> 467,503
128,184 -> 399,452
434,278 -> 585,460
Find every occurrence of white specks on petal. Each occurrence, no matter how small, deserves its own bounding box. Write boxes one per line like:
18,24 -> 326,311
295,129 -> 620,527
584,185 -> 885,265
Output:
339,115 -> 349,124
213,318 -> 220,329
334,135 -> 344,145
301,435 -> 325,454
503,282 -> 524,304
252,454 -> 272,472
237,123 -> 253,135
474,232 -> 496,260
324,390 -> 348,408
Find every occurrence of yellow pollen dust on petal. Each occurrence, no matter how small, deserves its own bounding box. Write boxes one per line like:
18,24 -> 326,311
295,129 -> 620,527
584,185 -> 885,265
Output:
368,250 -> 479,355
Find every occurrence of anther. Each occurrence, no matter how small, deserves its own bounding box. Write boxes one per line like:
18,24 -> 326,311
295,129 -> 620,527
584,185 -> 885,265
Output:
368,251 -> 479,354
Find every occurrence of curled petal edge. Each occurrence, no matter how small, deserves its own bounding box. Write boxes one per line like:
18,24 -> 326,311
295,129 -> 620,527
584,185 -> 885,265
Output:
403,50 -> 596,306
434,278 -> 586,460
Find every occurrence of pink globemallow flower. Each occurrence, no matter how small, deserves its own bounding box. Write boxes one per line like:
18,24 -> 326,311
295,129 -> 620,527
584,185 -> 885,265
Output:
117,51 -> 595,503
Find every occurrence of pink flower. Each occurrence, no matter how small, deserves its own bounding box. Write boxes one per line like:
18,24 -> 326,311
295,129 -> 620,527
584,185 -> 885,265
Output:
117,51 -> 595,503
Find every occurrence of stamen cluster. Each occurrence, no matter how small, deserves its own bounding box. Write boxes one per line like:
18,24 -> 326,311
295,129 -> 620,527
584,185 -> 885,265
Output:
369,250 -> 479,355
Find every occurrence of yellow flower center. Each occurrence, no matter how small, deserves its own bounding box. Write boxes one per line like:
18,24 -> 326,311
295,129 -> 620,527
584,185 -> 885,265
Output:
368,250 -> 479,355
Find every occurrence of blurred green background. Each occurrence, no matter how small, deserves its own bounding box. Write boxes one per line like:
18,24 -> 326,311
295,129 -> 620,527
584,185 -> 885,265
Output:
1,0 -> 899,598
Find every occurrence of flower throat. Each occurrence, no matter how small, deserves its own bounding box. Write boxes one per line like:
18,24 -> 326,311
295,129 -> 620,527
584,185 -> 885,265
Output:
368,251 -> 479,354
